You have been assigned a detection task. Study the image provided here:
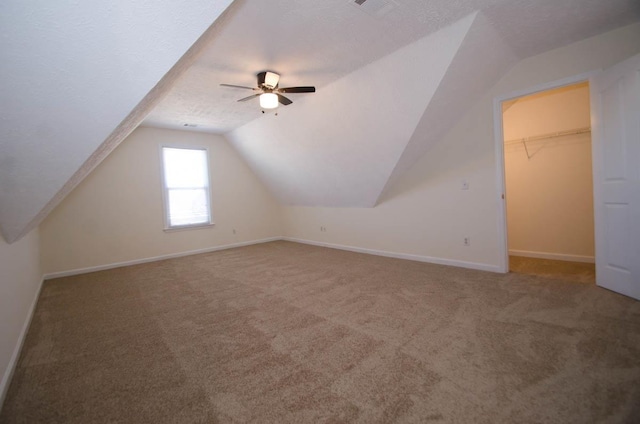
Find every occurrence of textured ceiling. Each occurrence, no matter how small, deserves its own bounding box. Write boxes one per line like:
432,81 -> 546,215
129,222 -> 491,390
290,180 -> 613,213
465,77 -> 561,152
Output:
484,0 -> 640,58
143,0 -> 507,133
145,0 -> 640,134
144,0 -> 640,210
2,0 -> 640,243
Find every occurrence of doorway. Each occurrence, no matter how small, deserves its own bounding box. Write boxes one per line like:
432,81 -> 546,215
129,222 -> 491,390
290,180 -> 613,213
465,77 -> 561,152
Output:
499,81 -> 596,283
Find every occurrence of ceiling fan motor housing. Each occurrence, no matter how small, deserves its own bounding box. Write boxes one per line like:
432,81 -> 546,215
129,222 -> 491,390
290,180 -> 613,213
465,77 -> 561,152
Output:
258,71 -> 280,89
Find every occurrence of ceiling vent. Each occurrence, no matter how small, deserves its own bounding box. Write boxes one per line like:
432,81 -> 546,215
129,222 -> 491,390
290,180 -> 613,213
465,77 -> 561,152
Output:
349,0 -> 397,17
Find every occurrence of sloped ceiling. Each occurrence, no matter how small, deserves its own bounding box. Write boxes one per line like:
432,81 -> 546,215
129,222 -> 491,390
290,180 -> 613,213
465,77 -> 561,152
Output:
378,11 -> 519,201
144,0 -> 508,133
2,0 -> 640,243
227,14 -> 478,207
0,0 -> 235,243
147,0 -> 640,209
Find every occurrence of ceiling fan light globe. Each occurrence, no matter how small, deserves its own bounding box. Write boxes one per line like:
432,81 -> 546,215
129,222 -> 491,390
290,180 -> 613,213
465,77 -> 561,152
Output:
260,93 -> 278,109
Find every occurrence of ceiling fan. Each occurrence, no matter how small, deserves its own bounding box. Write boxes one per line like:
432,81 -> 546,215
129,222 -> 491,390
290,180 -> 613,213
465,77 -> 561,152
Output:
221,71 -> 315,109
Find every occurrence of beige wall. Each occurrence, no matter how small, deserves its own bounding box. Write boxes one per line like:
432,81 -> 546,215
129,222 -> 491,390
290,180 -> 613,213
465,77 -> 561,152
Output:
283,23 -> 640,271
0,228 -> 41,406
37,23 -> 640,275
40,127 -> 283,275
504,83 -> 594,260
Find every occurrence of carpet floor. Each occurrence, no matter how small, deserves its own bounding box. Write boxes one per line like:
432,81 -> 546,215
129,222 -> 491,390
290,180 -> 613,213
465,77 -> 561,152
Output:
1,241 -> 639,423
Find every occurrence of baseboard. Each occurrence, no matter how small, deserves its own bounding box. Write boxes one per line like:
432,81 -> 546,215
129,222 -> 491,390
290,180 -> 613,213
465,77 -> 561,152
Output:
509,249 -> 595,263
283,237 -> 503,273
0,276 -> 44,411
43,237 -> 283,280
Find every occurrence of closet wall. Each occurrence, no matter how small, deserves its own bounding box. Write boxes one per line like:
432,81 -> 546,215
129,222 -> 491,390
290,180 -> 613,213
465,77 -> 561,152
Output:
503,82 -> 595,262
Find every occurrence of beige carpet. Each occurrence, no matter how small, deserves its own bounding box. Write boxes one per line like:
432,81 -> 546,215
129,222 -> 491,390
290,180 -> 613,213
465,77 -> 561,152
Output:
1,241 -> 639,423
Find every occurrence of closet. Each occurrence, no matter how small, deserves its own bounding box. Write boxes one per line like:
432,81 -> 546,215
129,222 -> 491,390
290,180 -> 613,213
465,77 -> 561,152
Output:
502,82 -> 595,265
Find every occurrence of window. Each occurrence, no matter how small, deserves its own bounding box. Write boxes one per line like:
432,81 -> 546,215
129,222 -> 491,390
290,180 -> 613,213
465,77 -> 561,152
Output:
161,146 -> 212,229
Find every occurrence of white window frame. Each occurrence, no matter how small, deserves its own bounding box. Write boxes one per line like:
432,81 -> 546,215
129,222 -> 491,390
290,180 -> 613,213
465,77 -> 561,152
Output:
160,145 -> 214,231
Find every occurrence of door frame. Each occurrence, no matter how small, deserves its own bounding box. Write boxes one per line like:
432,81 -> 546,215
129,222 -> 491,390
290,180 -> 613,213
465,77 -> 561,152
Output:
493,71 -> 598,273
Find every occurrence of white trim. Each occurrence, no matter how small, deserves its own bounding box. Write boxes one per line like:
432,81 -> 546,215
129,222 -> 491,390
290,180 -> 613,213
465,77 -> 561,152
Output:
43,237 -> 282,280
44,236 -> 507,281
493,95 -> 509,273
509,249 -> 595,263
283,237 -> 503,273
0,277 -> 44,410
493,71 -> 599,274
163,222 -> 215,233
495,72 -> 598,104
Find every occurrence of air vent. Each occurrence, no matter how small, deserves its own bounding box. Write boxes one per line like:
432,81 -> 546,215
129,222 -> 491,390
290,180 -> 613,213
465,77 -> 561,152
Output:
349,0 -> 397,16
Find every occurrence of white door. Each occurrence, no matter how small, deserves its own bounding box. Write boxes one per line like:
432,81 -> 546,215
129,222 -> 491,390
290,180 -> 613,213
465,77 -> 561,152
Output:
590,53 -> 640,300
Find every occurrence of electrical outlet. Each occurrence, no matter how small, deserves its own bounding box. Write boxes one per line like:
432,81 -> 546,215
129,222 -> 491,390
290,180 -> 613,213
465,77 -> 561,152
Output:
320,226 -> 327,232
463,237 -> 470,246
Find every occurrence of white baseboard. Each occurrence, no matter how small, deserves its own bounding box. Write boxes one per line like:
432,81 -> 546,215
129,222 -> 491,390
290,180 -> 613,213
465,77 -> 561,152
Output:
0,277 -> 44,411
43,235 -> 505,280
509,249 -> 595,263
283,237 -> 503,273
43,237 -> 283,280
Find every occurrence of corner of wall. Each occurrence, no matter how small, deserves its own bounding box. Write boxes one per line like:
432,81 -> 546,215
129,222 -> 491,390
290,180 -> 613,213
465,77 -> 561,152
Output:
0,227 -> 43,411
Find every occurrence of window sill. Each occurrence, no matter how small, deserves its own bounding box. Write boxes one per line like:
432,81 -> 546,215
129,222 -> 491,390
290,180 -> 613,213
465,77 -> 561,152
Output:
163,223 -> 215,233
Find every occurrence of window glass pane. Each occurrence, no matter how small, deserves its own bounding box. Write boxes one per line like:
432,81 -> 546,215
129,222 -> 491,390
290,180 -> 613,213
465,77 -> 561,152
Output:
161,146 -> 212,228
167,188 -> 209,226
163,147 -> 208,188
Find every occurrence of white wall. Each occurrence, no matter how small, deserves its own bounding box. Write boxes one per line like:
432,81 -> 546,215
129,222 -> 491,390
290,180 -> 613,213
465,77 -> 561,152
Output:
0,228 -> 42,408
504,83 -> 594,261
40,127 -> 283,275
282,22 -> 640,271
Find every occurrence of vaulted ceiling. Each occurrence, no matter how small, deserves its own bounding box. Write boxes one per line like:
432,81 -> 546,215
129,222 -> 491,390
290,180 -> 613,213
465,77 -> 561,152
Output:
0,0 -> 236,243
2,0 -> 639,243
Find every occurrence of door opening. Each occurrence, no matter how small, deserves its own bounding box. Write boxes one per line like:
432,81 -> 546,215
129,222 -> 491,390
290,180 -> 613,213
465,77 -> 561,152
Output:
500,81 -> 595,283
494,54 -> 640,299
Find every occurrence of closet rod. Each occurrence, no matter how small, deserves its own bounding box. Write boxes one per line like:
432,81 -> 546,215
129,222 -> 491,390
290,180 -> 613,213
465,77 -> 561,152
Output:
504,126 -> 591,146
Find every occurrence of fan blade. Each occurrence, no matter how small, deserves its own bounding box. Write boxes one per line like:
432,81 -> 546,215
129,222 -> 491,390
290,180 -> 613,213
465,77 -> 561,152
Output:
237,93 -> 261,102
277,86 -> 316,93
221,84 -> 258,90
277,94 -> 293,105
